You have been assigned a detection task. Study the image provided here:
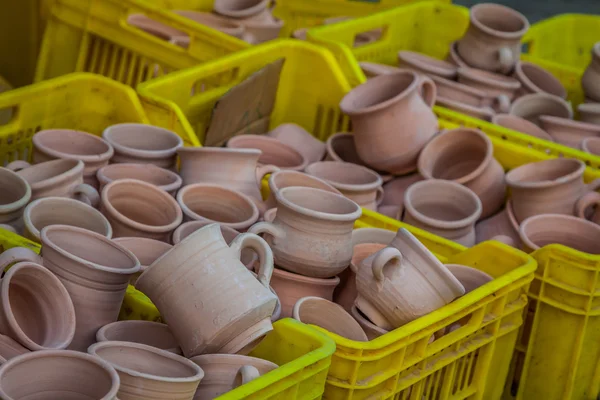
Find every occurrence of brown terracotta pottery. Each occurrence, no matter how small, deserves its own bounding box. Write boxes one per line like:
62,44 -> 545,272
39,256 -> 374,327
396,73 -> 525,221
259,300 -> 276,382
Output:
418,128 -> 506,219
519,214 -> 600,254
264,170 -> 341,210
436,97 -> 495,121
113,237 -> 173,284
509,93 -> 573,126
513,61 -> 567,99
446,264 -> 493,293
96,320 -> 181,354
359,62 -> 402,78
397,51 -> 458,79
430,75 -> 490,108
583,42 -> 600,102
457,67 -> 521,111
578,103 -> 600,125
101,179 -> 183,242
213,0 -> 269,19
0,335 -> 29,365
0,350 -> 120,400
227,135 -> 308,171
492,114 -> 554,142
0,168 -> 31,232
475,200 -> 521,247
539,116 -> 600,148
350,305 -> 389,340
267,123 -> 326,164
339,70 -> 438,174
325,132 -> 364,164
446,41 -> 469,68
581,137 -> 600,155
97,163 -> 182,196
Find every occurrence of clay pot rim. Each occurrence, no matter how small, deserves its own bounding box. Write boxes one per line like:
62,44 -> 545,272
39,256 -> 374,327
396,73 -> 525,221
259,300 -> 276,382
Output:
578,103 -> 600,115
397,51 -> 457,79
89,341 -> 204,383
325,132 -> 353,163
268,170 -> 342,196
273,267 -> 341,286
189,353 -> 278,371
177,183 -> 260,230
351,227 -> 396,246
112,237 -> 173,263
505,200 -> 520,232
505,158 -> 585,189
172,10 -> 245,32
519,213 -> 600,252
227,135 -> 308,171
509,93 -> 574,119
514,61 -> 567,99
102,123 -> 183,159
404,179 -> 482,229
436,96 -> 495,119
24,197 -> 113,240
213,0 -> 269,19
445,263 -> 494,291
96,320 -> 174,342
469,3 -> 530,39
33,129 -> 114,162
0,168 -> 32,213
448,41 -> 468,68
457,67 -> 521,90
97,163 -> 183,193
102,179 -> 183,233
305,161 -> 383,192
275,186 -> 362,222
0,349 -> 120,399
350,305 -> 388,335
491,114 -> 554,142
41,224 -> 141,275
16,159 -> 84,191
581,137 -> 600,154
430,75 -> 488,98
177,146 -> 261,156
539,115 -> 600,133
172,220 -> 241,245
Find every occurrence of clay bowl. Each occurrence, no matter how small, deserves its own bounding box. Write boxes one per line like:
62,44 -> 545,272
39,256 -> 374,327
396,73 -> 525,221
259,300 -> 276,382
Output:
96,320 -> 182,355
519,214 -> 600,254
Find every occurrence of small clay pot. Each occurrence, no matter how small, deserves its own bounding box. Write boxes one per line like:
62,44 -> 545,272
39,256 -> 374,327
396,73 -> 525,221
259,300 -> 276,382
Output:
350,305 -> 388,340
457,67 -> 521,112
190,353 -> 278,400
581,137 -> 600,155
430,75 -> 490,108
359,62 -> 402,78
397,51 -> 458,79
269,268 -> 339,318
96,320 -> 181,354
418,128 -> 506,219
0,350 -> 120,400
475,200 -> 521,247
97,163 -> 182,196
0,168 -> 31,232
513,61 -> 567,99
113,237 -> 173,285
227,135 -> 308,171
177,184 -> 260,231
0,335 -> 29,365
89,341 -> 204,400
539,116 -> 600,149
403,180 -> 482,246
101,179 -> 183,242
582,42 -> 600,102
492,114 -> 554,142
446,41 -> 469,68
305,161 -> 383,210
102,123 -> 183,170
173,10 -> 245,39
509,93 -> 573,126
267,123 -> 326,164
293,296 -> 368,341
264,170 -> 341,210
446,264 -> 493,293
519,214 -> 600,254
436,97 -> 495,121
578,103 -> 600,125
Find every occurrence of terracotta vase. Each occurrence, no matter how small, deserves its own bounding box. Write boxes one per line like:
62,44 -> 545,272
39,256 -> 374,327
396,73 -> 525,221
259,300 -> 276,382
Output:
190,354 -> 278,400
339,71 -> 438,174
0,350 -> 120,399
578,103 -> 600,125
430,75 -> 490,108
112,237 -> 173,285
136,223 -> 277,356
492,114 -> 554,142
32,129 -> 114,188
475,200 -> 521,247
403,179 -> 482,246
249,187 -> 362,278
446,41 -> 469,68
513,61 -> 567,99
509,93 -> 573,126
457,3 -> 529,73
102,123 -> 183,170
177,184 -> 260,231
506,158 -> 600,223
436,97 -> 495,121
0,335 -> 29,365
305,161 -> 383,210
227,135 -> 308,171
397,51 -> 458,79
9,159 -> 100,206
0,168 -> 31,232
264,170 -> 341,210
97,163 -> 182,196
519,214 -> 600,254
582,42 -> 600,102
359,62 -> 402,78
355,228 -> 465,329
101,179 -> 183,242
267,123 -> 326,164
446,264 -> 493,293
23,197 -> 112,243
173,10 -> 245,39
269,268 -> 339,318
581,137 -> 600,155
418,128 -> 506,219
97,320 -> 181,354
350,305 -> 388,340
0,225 -> 141,351
457,67 -> 521,112
293,296 -> 368,341
539,116 -> 600,148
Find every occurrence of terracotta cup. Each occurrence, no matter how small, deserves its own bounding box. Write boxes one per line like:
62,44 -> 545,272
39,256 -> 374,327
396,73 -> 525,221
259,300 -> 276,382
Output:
96,320 -> 181,354
457,3 -> 529,73
0,225 -> 141,351
0,350 -> 120,399
249,187 -> 362,278
325,133 -> 366,165
136,223 -> 277,356
403,180 -> 482,246
97,163 -> 182,196
102,123 -> 183,170
513,61 -> 567,99
32,129 -> 114,188
491,114 -> 554,142
89,341 -> 204,400
23,197 -> 112,243
112,237 -> 173,285
457,67 -> 521,112
578,103 -> 600,125
505,158 -> 600,223
397,51 -> 458,79
264,170 -> 341,210
519,214 -> 600,254
293,296 -> 368,341
418,128 -> 506,219
0,168 -> 31,232
100,179 -> 183,242
339,70 -> 438,174
267,123 -> 326,164
539,116 -> 600,149
350,305 -> 389,340
509,93 -> 573,126
305,161 -> 384,210
9,159 -> 99,207
0,262 -> 76,351
583,42 -> 600,102
190,354 -> 278,400
227,135 -> 308,171
581,137 -> 600,155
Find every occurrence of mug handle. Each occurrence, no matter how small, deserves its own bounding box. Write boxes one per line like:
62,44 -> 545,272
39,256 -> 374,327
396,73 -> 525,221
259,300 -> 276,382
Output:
0,247 -> 43,270
71,184 -> 100,208
375,187 -> 384,206
229,232 -> 274,288
248,221 -> 286,245
5,161 -> 31,172
371,247 -> 403,282
0,224 -> 16,234
575,191 -> 600,221
499,47 -> 514,71
418,76 -> 437,108
256,165 -> 280,185
495,95 -> 511,114
236,365 -> 261,386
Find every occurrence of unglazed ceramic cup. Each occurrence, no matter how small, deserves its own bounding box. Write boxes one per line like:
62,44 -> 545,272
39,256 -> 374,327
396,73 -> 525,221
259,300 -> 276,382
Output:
513,61 -> 567,99
97,163 -> 182,196
509,93 -> 573,126
539,116 -> 600,149
112,237 -> 173,285
350,305 -> 389,340
519,214 -> 600,254
96,320 -> 181,354
475,200 -> 521,248
264,170 -> 341,210
0,167 -> 31,233
457,67 -> 521,112
227,135 -> 308,171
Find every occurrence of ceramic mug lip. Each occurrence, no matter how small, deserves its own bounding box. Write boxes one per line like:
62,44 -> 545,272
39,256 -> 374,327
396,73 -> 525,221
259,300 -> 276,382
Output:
112,237 -> 173,267
325,132 -> 354,163
505,158 -> 585,189
457,67 -> 521,90
96,163 -> 182,193
578,102 -> 600,115
519,213 -> 600,253
350,304 -> 388,335
227,135 -> 308,171
304,161 -> 383,192
470,2 -> 530,39
96,320 -> 174,342
275,186 -> 362,222
102,123 -> 184,159
0,167 -> 32,213
272,266 -> 341,286
17,159 -> 84,192
268,170 -> 342,196
171,220 -> 241,245
539,115 -> 600,133
89,341 -> 204,383
581,137 -> 600,154
32,129 -> 114,162
514,61 -> 566,99
510,93 -> 574,119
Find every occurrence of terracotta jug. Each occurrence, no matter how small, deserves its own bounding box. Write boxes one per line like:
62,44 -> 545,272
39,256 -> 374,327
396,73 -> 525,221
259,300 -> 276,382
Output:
135,223 -> 277,356
0,168 -> 31,232
0,262 -> 75,351
264,170 -> 341,210
32,129 -> 114,188
350,305 -> 388,340
101,179 -> 183,242
227,135 -> 308,171
9,159 -> 99,206
578,103 -> 600,125
97,163 -> 182,196
506,158 -> 600,223
249,187 -> 362,278
0,225 -> 141,351
509,93 -> 573,126
492,114 -> 554,142
381,173 -> 423,210
539,116 -> 600,148
0,350 -> 120,399
475,200 -> 521,247
457,67 -> 520,112
305,161 -> 383,210
339,71 -> 438,174
23,197 -> 112,243
0,335 -> 29,365
513,61 -> 567,99
430,75 -> 491,108
418,128 -> 506,219
293,297 -> 368,341
173,10 -> 245,39
112,237 -> 173,285
582,137 -> 600,155
359,62 -> 402,78
403,180 -> 482,246
436,97 -> 495,121
89,341 -> 204,400
397,51 -> 458,79
583,42 -> 600,102
446,264 -> 493,293
96,320 -> 181,354
519,214 -> 600,254
457,3 -> 529,73
355,228 -> 465,329
267,123 -> 326,164
190,354 -> 278,400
